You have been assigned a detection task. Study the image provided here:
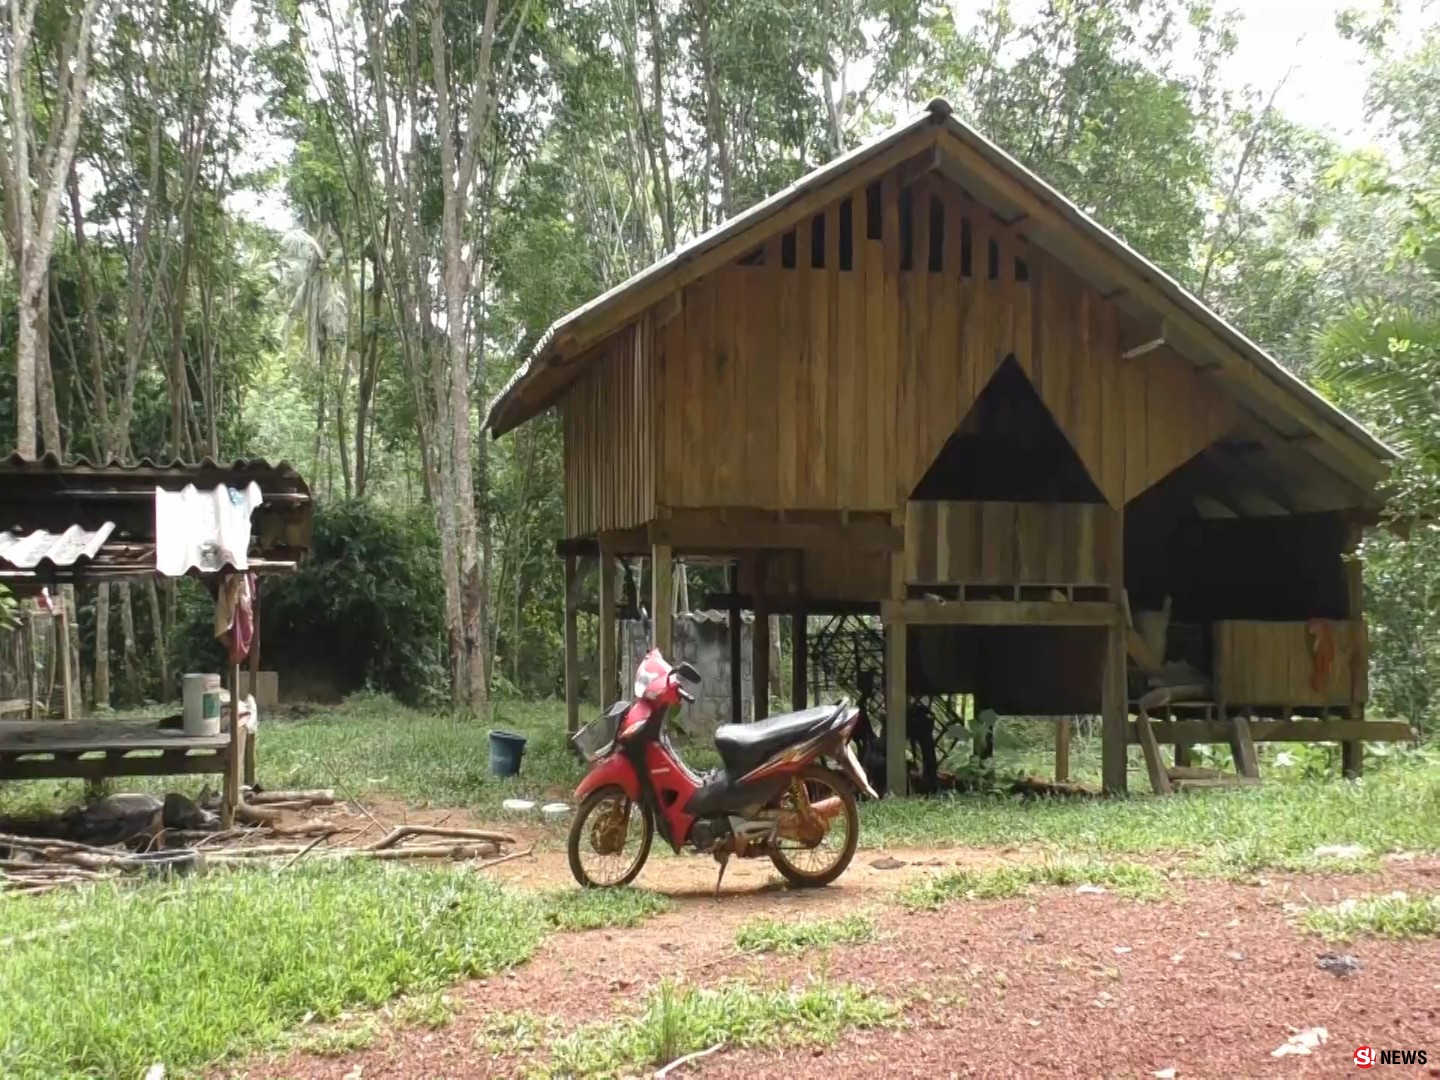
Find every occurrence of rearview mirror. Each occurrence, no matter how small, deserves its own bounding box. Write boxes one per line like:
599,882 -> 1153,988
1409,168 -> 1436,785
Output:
674,661 -> 701,684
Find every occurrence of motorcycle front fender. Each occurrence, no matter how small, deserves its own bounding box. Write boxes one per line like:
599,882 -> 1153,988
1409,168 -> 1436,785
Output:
575,751 -> 641,803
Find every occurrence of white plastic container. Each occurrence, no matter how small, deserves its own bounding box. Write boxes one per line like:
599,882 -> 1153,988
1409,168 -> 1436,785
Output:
182,674 -> 222,737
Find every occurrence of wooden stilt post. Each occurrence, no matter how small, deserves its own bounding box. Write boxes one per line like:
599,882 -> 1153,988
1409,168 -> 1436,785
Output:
245,583 -> 261,787
564,553 -> 581,737
885,524 -> 908,797
598,549 -> 617,710
1054,717 -> 1070,782
1101,506 -> 1128,795
727,562 -> 743,723
57,595 -> 75,721
651,543 -> 673,656
222,660 -> 243,828
791,611 -> 808,710
752,557 -> 770,721
1342,521 -> 1368,779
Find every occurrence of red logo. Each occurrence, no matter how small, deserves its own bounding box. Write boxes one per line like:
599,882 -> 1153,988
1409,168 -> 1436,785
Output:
1355,1046 -> 1375,1069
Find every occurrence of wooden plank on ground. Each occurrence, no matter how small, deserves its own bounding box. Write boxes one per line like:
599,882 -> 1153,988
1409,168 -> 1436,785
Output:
1230,712 -> 1260,779
1126,718 -> 1415,745
1135,710 -> 1172,795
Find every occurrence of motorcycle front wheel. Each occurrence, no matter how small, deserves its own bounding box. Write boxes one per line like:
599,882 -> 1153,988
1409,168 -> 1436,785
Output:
568,784 -> 654,888
769,765 -> 860,888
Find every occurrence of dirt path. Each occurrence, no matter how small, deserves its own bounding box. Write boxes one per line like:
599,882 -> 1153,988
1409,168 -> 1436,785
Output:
233,850 -> 1440,1080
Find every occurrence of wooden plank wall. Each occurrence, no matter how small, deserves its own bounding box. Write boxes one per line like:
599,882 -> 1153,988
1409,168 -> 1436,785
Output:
904,500 -> 1116,586
647,163 -> 1238,516
1214,619 -> 1361,707
561,320 -> 657,537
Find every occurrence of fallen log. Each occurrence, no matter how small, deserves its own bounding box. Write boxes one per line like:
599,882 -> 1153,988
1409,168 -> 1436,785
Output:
367,825 -> 516,851
247,789 -> 336,807
233,803 -> 283,826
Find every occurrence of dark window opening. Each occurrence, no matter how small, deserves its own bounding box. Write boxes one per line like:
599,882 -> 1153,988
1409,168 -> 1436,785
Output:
738,246 -> 764,266
781,229 -> 797,269
839,198 -> 854,270
987,238 -> 1000,280
1015,257 -> 1030,282
810,213 -> 826,269
899,186 -> 914,271
960,217 -> 972,277
928,195 -> 945,272
910,356 -> 1105,502
866,181 -> 882,240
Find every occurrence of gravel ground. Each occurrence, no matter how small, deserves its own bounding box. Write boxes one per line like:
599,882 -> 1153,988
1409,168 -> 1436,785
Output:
229,852 -> 1440,1080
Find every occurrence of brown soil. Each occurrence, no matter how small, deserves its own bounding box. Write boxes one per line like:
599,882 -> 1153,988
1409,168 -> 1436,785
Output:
229,850 -> 1440,1080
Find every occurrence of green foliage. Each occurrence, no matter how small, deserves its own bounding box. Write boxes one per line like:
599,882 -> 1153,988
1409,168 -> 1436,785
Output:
734,912 -> 877,954
174,501 -> 449,706
0,863 -> 545,1079
547,977 -> 900,1076
0,584 -> 17,632
900,859 -> 1169,910
1303,891 -> 1440,941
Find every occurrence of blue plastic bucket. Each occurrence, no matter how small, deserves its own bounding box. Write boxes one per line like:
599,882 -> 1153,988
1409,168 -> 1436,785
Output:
489,730 -> 528,777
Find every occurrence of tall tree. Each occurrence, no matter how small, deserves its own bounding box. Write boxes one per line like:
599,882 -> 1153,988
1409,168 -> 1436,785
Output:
1,0 -> 104,457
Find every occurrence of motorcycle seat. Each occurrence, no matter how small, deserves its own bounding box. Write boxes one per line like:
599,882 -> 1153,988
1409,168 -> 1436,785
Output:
713,704 -> 846,778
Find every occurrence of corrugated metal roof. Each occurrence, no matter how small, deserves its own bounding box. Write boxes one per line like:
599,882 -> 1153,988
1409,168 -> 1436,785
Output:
483,98 -> 1391,472
0,451 -> 307,480
0,523 -> 116,570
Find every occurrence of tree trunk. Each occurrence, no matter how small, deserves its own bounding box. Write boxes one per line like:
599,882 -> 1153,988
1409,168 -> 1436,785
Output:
337,349 -> 354,498
119,582 -> 140,703
36,281 -> 64,457
14,294 -> 38,458
147,578 -> 169,700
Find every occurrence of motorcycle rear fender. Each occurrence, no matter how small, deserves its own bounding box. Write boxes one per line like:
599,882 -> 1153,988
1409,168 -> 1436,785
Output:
575,752 -> 641,802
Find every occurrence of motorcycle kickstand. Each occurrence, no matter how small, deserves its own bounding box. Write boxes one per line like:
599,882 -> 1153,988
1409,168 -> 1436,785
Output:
713,850 -> 731,898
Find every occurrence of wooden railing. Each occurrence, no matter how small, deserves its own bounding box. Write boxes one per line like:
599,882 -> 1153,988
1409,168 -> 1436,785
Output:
904,500 -> 1118,588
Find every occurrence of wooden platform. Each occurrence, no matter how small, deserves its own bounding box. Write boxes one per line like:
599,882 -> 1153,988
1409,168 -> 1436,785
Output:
0,719 -> 234,783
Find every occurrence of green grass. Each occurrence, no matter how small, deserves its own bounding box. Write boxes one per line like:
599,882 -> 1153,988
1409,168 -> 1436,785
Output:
546,976 -> 900,1077
734,912 -> 876,954
539,887 -> 674,931
1302,892 -> 1440,941
864,747 -> 1440,866
0,859 -> 675,1079
900,858 -> 1170,910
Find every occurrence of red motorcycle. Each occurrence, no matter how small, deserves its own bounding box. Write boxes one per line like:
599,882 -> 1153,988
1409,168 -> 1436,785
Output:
568,649 -> 878,892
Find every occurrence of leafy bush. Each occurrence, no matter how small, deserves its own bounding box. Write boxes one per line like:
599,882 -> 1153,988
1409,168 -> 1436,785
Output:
173,500 -> 448,705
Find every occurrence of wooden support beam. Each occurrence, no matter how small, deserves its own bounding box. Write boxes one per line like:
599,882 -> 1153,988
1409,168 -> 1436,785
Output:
1054,717 -> 1071,783
1230,712 -> 1261,779
56,597 -> 74,721
885,620 -> 907,797
564,554 -> 581,737
752,558 -> 770,721
222,662 -> 243,829
791,612 -> 808,710
651,543 -> 673,656
1342,522 -> 1368,778
648,512 -> 902,553
1101,506 -> 1128,796
598,554 -> 617,709
1134,710 -> 1172,794
886,537 -> 907,797
880,598 -> 1119,627
727,563 -> 743,723
1126,718 -> 1414,745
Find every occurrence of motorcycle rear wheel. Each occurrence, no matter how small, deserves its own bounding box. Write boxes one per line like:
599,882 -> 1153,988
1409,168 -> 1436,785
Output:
568,785 -> 653,888
768,765 -> 859,888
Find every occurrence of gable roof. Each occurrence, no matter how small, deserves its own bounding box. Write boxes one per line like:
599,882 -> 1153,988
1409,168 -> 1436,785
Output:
484,99 -> 1392,495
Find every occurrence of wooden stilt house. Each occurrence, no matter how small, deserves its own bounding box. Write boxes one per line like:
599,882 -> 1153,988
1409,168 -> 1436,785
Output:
486,99 -> 1411,795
